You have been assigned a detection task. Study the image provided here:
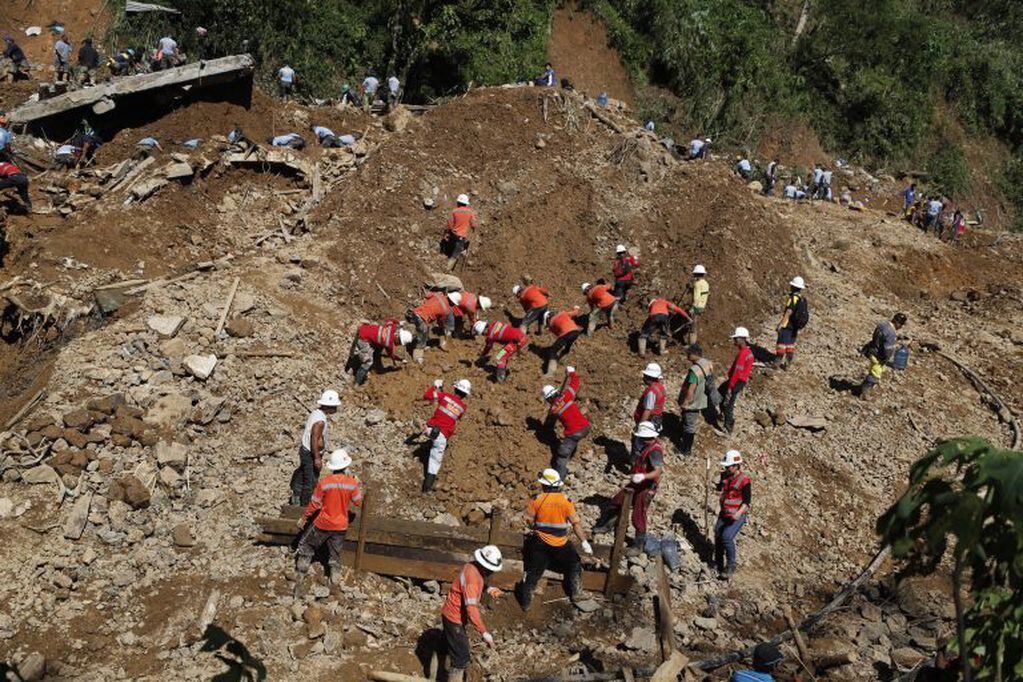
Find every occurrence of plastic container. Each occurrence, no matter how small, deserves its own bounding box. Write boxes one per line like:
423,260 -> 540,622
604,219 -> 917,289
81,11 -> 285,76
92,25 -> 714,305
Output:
892,345 -> 910,370
597,92 -> 609,107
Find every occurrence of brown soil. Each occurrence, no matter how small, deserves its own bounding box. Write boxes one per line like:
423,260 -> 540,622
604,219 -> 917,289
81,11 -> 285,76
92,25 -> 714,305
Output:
756,116 -> 830,170
0,0 -> 111,74
547,3 -> 635,108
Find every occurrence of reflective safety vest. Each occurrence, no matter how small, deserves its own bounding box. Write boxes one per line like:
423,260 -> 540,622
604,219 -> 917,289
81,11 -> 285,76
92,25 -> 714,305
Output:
586,284 -> 617,309
634,381 -> 666,423
528,492 -> 576,547
459,292 -> 479,317
447,205 -> 479,238
631,440 -> 663,490
424,387 -> 467,438
441,562 -> 489,634
358,319 -> 398,357
304,473 -> 363,531
518,285 -> 548,311
414,293 -> 453,323
613,254 -> 638,281
719,471 -> 750,520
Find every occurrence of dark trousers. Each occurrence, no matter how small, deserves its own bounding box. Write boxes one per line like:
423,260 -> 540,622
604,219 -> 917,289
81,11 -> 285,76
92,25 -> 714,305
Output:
640,314 -> 670,340
610,484 -> 656,534
522,534 -> 581,604
520,306 -> 548,333
548,330 -> 581,361
0,173 -> 30,207
289,446 -> 316,505
612,278 -> 633,302
679,409 -> 700,456
296,524 -> 345,572
443,617 -> 471,670
721,380 -> 745,431
553,425 -> 591,478
714,515 -> 746,573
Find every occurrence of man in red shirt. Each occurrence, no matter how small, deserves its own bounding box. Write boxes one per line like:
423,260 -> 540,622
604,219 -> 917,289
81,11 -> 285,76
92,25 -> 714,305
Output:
347,319 -> 415,385
513,281 -> 550,334
632,363 -> 666,459
294,448 -> 362,594
611,244 -> 639,302
452,291 -> 491,334
441,545 -> 504,681
721,326 -> 754,434
543,307 -> 583,375
593,421 -> 663,555
443,193 -> 479,270
0,160 -> 31,213
419,378 -> 471,492
582,279 -> 619,335
473,319 -> 527,382
639,297 -> 688,356
542,367 -> 591,479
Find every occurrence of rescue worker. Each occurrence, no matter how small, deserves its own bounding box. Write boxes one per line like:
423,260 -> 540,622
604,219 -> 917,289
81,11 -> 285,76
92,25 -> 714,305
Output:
774,276 -> 807,369
2,37 -> 29,82
362,73 -> 380,112
76,37 -> 100,86
543,307 -> 583,376
632,363 -> 666,459
290,390 -> 341,506
542,367 -> 591,479
689,137 -> 711,159
859,313 -> 907,400
441,545 -> 503,681
731,643 -> 784,682
347,319 -> 415,385
593,421 -> 663,555
714,450 -> 750,580
735,156 -> 753,181
419,378 -> 471,492
582,279 -> 619,335
0,160 -> 32,213
721,327 -> 754,433
611,244 -> 639,302
521,469 -> 593,611
679,344 -> 713,457
443,194 -> 479,270
54,34 -> 72,83
685,265 -> 710,342
638,297 -> 687,356
278,64 -> 296,100
513,281 -> 550,334
294,448 -> 362,594
453,291 -> 492,332
474,319 -> 527,382
762,158 -> 779,196
406,291 -> 459,355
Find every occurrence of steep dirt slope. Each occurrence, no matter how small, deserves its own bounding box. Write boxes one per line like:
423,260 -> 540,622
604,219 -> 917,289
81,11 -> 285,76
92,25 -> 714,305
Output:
547,3 -> 635,107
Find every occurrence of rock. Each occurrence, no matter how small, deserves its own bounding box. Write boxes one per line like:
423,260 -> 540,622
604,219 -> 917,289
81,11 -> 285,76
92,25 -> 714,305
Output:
183,354 -> 218,381
191,397 -> 227,426
573,598 -> 600,613
158,466 -> 181,488
343,628 -> 368,648
155,441 -> 188,472
432,512 -> 460,527
859,602 -> 883,622
82,547 -> 97,565
172,523 -> 195,547
224,317 -> 254,338
383,105 -> 413,133
147,314 -> 187,338
423,580 -> 440,594
63,490 -> 93,540
164,162 -> 194,180
131,177 -> 168,201
624,626 -> 657,651
145,392 -> 193,429
109,474 -> 151,510
17,652 -> 45,681
233,291 -> 256,314
86,393 -> 126,415
365,409 -> 386,425
0,498 -> 13,518
787,414 -> 827,431
422,197 -> 435,209
747,180 -> 763,192
754,411 -> 773,428
94,288 -> 126,314
891,647 -> 925,669
63,409 -> 95,430
22,465 -> 59,485
63,429 -> 89,449
693,616 -> 718,631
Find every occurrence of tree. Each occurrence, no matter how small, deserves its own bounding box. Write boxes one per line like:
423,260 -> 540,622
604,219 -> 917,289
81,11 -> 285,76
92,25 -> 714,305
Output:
877,437 -> 1023,681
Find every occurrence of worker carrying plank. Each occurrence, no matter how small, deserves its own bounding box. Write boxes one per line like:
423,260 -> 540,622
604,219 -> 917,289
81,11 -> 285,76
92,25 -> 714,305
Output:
418,378 -> 471,493
474,319 -> 527,382
442,194 -> 479,271
441,545 -> 504,682
346,319 -> 415,385
520,468 -> 593,612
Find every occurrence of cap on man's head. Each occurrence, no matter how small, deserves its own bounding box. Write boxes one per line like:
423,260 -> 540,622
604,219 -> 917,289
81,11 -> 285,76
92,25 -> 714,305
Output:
752,642 -> 784,669
893,312 -> 908,326
687,343 -> 703,357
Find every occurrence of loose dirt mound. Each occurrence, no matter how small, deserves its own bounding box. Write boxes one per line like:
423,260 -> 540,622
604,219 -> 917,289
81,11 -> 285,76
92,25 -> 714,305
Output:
547,3 -> 635,107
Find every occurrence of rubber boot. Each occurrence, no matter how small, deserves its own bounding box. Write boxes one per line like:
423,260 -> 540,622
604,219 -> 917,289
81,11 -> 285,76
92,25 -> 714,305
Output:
859,380 -> 876,401
412,347 -> 425,365
495,368 -> 507,383
607,305 -> 616,328
421,474 -> 436,493
625,533 -> 647,558
592,509 -> 617,535
586,314 -> 597,337
448,669 -> 465,682
519,583 -> 534,613
657,338 -> 667,355
544,357 -> 558,377
438,335 -> 448,351
637,337 -> 647,356
329,564 -> 343,586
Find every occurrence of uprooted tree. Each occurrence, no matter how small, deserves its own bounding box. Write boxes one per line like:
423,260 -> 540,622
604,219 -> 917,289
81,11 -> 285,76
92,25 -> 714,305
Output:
877,437 -> 1023,681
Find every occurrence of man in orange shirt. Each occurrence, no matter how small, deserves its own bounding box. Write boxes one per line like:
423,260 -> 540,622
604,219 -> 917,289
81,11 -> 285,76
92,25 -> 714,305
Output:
639,296 -> 688,356
294,449 -> 362,594
543,307 -> 583,375
443,193 -> 479,270
582,279 -> 619,335
521,469 -> 593,611
406,291 -> 460,356
441,545 -> 504,681
513,281 -> 550,334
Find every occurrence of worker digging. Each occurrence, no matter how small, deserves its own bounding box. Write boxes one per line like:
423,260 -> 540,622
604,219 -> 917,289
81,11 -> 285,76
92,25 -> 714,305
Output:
473,319 -> 528,382
542,366 -> 592,480
581,279 -> 619,335
417,378 -> 471,492
346,318 -> 415,385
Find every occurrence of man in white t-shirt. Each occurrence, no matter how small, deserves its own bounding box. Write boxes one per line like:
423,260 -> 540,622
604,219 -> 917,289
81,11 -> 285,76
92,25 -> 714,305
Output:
290,390 -> 341,505
386,75 -> 400,108
362,74 -> 379,112
278,64 -> 296,101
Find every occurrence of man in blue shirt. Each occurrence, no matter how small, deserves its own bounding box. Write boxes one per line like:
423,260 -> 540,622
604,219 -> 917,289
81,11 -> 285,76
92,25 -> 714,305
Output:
536,63 -> 555,87
731,642 -> 784,681
901,182 -> 916,214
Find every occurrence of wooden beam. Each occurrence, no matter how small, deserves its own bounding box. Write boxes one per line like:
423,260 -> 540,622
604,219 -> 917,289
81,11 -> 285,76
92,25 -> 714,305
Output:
654,557 -> 676,662
605,489 -> 633,598
354,487 -> 373,572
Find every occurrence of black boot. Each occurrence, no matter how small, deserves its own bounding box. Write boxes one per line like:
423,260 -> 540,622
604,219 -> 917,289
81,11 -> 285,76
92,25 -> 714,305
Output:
592,510 -> 617,535
495,368 -> 507,383
421,474 -> 436,493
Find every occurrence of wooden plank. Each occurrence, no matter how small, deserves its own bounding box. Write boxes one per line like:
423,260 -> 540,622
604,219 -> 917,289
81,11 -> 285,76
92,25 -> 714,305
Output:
654,557 -> 676,662
488,508 -> 502,545
355,487 -> 373,571
605,489 -> 633,598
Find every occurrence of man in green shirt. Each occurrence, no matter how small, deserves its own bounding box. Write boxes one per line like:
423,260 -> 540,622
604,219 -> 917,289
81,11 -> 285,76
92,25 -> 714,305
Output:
679,344 -> 713,456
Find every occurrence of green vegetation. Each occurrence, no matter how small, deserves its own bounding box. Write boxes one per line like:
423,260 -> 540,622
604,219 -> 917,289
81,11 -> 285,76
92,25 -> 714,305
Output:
878,438 -> 1023,680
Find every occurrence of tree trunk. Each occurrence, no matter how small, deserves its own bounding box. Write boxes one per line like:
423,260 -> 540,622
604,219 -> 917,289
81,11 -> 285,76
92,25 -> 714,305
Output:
953,553 -> 973,682
791,0 -> 812,48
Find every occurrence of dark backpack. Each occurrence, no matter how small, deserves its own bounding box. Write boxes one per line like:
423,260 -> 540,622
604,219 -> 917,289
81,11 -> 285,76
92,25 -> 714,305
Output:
791,296 -> 810,330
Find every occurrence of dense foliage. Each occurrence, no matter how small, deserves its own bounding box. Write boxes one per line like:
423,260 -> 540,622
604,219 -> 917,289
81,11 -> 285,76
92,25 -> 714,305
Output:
878,438 -> 1023,680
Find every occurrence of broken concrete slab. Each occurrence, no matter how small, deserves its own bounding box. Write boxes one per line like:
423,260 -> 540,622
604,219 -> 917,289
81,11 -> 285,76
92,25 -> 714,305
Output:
164,162 -> 195,180
131,177 -> 169,201
22,465 -> 59,485
147,314 -> 186,337
63,491 -> 93,540
787,415 -> 828,431
183,354 -> 218,380
155,441 -> 188,472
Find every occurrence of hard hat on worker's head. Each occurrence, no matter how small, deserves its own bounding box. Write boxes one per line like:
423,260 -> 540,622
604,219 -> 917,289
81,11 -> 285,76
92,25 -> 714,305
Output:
447,291 -> 462,306
705,137 -> 712,143
581,282 -> 591,293
512,284 -> 522,296
456,193 -> 470,206
474,544 -> 503,572
634,421 -> 658,439
473,320 -> 488,335
642,362 -> 663,379
720,449 -> 743,468
454,379 -> 472,396
478,296 -> 492,310
537,468 -> 563,488
615,244 -> 627,254
541,385 -> 558,401
730,326 -> 750,339
318,389 -> 341,407
692,264 -> 707,275
398,329 -> 414,346
325,448 -> 352,471
790,276 -> 805,290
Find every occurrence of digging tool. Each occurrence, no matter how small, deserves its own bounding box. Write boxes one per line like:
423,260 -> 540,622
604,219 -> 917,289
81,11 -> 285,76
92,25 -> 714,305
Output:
703,455 -> 711,536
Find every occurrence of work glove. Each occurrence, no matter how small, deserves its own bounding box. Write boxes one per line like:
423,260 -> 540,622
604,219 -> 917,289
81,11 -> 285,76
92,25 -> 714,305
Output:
581,540 -> 593,555
486,587 -> 503,599
566,366 -> 576,374
433,379 -> 444,388
631,473 -> 646,485
295,518 -> 305,531
482,632 -> 495,648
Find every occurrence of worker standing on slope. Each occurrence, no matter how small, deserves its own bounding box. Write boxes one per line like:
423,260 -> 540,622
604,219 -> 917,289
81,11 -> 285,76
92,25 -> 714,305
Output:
543,307 -> 584,375
762,158 -> 779,196
2,37 -> 30,82
443,194 -> 479,271
290,390 -> 340,505
513,281 -> 550,334
582,280 -> 619,335
520,469 -> 593,611
859,313 -> 907,400
542,366 -> 591,479
720,327 -> 754,434
76,38 -> 100,86
276,64 -> 296,100
362,73 -> 379,112
611,244 -> 640,302
347,319 -> 415,385
633,363 -> 666,459
54,34 -> 72,83
593,421 -> 663,555
774,276 -> 808,370
419,378 -> 471,492
678,344 -> 713,457
407,290 -> 460,355
685,265 -> 710,343
294,448 -> 361,594
452,290 -> 491,332
441,546 -> 504,682
474,319 -> 527,382
715,450 -> 750,580
638,296 -> 687,356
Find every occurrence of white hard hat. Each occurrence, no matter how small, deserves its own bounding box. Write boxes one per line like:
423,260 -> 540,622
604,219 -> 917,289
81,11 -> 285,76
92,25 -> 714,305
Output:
398,329 -> 414,346
692,264 -> 707,275
720,449 -> 743,467
456,193 -> 470,206
705,137 -> 712,143
318,389 -> 341,407
473,320 -> 487,335
537,468 -> 563,488
730,326 -> 750,339
474,544 -> 503,572
615,244 -> 626,253
447,291 -> 462,306
634,421 -> 658,439
512,285 -> 522,296
642,362 -> 663,379
478,296 -> 492,310
454,379 -> 472,395
581,282 -> 591,293
790,276 -> 805,289
541,385 -> 558,401
325,448 -> 352,471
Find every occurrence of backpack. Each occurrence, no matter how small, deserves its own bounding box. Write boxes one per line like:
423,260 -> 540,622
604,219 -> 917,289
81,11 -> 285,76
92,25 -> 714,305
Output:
790,296 -> 810,330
